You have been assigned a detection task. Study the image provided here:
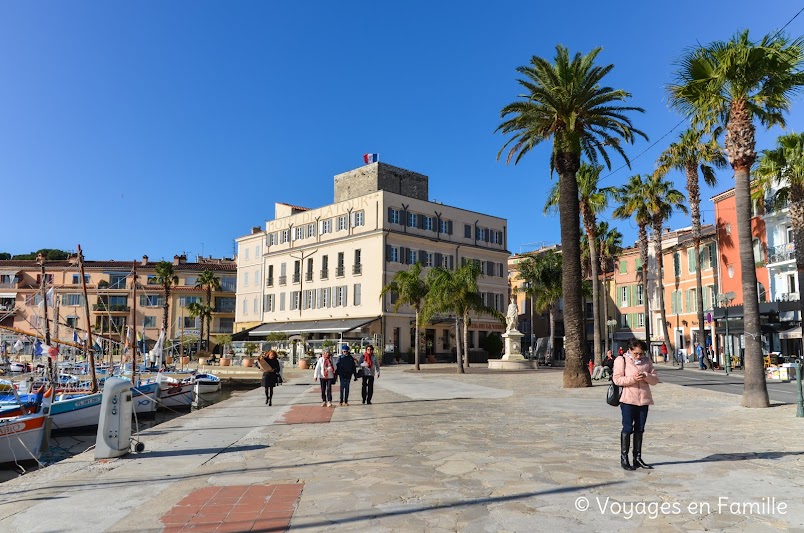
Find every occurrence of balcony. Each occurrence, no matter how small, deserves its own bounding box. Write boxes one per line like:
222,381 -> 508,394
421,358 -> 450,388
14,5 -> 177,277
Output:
0,282 -> 18,289
213,306 -> 236,314
305,272 -> 313,282
266,277 -> 273,287
352,264 -> 362,275
336,267 -> 345,277
278,275 -> 287,286
768,243 -> 795,265
320,269 -> 329,280
292,273 -> 301,283
92,304 -> 130,313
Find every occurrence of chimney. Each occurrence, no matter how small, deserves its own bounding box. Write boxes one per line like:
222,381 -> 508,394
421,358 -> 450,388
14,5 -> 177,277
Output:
141,255 -> 149,266
173,255 -> 181,266
67,253 -> 79,266
252,226 -> 262,235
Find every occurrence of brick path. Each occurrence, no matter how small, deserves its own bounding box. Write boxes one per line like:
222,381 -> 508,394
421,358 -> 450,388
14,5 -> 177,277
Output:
160,484 -> 303,533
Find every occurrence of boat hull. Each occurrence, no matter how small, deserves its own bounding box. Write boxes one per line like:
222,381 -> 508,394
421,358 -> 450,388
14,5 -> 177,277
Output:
50,393 -> 103,431
131,382 -> 158,414
158,383 -> 193,408
0,413 -> 47,463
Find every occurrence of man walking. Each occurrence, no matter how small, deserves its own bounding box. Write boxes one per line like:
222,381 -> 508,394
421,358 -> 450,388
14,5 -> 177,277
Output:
696,342 -> 708,370
336,345 -> 358,406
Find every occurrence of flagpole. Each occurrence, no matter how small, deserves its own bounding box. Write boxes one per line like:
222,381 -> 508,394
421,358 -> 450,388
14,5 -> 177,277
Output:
37,253 -> 55,386
77,245 -> 98,393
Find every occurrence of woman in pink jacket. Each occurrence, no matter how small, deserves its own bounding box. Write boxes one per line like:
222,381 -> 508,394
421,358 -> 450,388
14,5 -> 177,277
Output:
613,339 -> 659,470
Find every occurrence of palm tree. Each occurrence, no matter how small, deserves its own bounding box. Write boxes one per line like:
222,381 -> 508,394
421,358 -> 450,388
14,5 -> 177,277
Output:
380,263 -> 428,370
545,163 -> 614,366
497,45 -> 646,387
187,302 -> 212,354
195,270 -> 221,351
657,128 -> 727,349
424,262 -> 501,373
154,261 -> 178,333
516,250 -> 563,362
645,172 -> 688,355
754,132 -> 804,325
670,30 -> 804,407
613,175 -> 653,346
597,222 -> 623,354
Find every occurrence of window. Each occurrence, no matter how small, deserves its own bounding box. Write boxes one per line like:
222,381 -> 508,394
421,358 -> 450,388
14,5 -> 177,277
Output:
294,226 -> 304,240
490,230 -> 501,244
476,227 -> 488,241
635,257 -> 643,271
242,298 -> 247,315
140,294 -> 163,307
293,261 -> 301,283
426,252 -> 434,267
424,217 -> 433,231
253,297 -> 258,314
216,297 -> 235,312
389,246 -> 400,263
753,238 -> 764,263
637,313 -> 645,327
220,277 -> 236,292
71,274 -> 90,285
143,316 -> 156,328
408,212 -> 417,228
788,273 -> 798,294
279,262 -> 287,285
439,219 -> 450,233
268,233 -> 278,246
701,245 -> 712,270
280,292 -> 286,311
244,247 -> 250,260
388,208 -> 401,224
321,219 -> 332,234
109,274 -> 127,289
290,291 -> 301,310
179,296 -> 201,307
353,211 -> 364,227
280,229 -> 289,243
307,223 -> 316,237
407,249 -> 417,265
266,266 -> 274,287
621,313 -> 630,328
305,290 -> 314,310
219,318 -> 234,333
321,287 -> 329,308
255,245 -> 260,257
619,260 -> 627,274
725,223 -> 731,235
353,249 -> 362,274
337,215 -> 348,231
465,224 -> 472,238
787,226 -> 794,244
671,290 -> 682,314
673,253 -> 681,277
354,283 -> 362,306
620,286 -> 629,306
686,289 -> 698,313
62,294 -> 83,306
306,258 -> 314,281
337,252 -> 345,277
321,255 -> 329,279
636,284 -> 644,305
688,248 -> 697,273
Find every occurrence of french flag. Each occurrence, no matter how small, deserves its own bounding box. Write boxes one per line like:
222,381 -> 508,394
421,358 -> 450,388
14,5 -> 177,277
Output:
363,153 -> 379,164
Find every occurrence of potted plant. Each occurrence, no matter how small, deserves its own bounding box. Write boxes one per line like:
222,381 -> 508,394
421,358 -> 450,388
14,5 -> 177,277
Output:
238,342 -> 257,367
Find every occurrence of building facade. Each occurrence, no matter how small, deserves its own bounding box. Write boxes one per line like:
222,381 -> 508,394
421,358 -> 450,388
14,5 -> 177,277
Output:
235,162 -> 510,360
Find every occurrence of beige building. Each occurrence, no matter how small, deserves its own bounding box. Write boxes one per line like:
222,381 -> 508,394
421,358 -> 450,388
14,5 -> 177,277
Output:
235,162 -> 510,361
0,255 -> 236,355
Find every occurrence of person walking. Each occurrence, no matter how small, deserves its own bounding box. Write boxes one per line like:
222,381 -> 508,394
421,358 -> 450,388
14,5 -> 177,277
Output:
314,348 -> 336,407
660,342 -> 668,363
613,338 -> 659,471
336,345 -> 358,406
257,350 -> 281,406
696,342 -> 708,370
359,345 -> 380,404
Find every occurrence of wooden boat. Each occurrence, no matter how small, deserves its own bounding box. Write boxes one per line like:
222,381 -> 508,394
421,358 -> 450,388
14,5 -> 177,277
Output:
49,391 -> 103,431
131,382 -> 158,414
0,412 -> 48,463
189,373 -> 222,394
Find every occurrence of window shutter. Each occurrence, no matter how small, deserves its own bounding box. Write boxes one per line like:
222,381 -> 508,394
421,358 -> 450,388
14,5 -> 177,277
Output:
434,252 -> 442,266
497,231 -> 503,244
487,261 -> 493,276
447,221 -> 453,235
484,229 -> 490,242
449,255 -> 454,270
465,224 -> 471,238
418,250 -> 427,264
431,217 -> 437,232
386,245 -> 392,262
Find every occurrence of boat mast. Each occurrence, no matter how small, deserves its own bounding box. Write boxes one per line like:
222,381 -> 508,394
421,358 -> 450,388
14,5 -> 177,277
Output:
37,253 -> 54,384
131,263 -> 138,384
77,245 -> 98,393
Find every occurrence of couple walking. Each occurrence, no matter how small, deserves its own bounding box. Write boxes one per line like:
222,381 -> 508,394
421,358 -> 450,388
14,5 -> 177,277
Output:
314,345 -> 380,406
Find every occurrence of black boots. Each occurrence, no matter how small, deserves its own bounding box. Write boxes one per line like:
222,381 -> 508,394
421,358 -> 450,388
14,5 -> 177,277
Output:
620,432 -> 635,470
632,432 -> 653,469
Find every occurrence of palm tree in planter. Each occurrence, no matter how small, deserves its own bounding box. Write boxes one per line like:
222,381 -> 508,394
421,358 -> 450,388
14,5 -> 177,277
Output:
545,163 -> 615,366
754,133 -> 804,327
597,222 -> 624,354
154,261 -> 178,333
657,127 -> 726,350
195,270 -> 221,351
187,301 -> 212,356
518,250 -> 563,363
380,262 -> 428,370
670,30 -> 804,407
645,172 -> 687,355
497,45 -> 646,387
614,174 -> 654,346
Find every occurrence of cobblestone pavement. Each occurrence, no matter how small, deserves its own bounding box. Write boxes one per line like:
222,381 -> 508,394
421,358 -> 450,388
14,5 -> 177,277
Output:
0,365 -> 802,532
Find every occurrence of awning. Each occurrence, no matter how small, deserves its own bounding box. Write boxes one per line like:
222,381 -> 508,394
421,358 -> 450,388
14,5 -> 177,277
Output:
778,326 -> 802,340
247,317 -> 380,336
614,331 -> 646,341
0,293 -> 16,298
0,270 -> 19,277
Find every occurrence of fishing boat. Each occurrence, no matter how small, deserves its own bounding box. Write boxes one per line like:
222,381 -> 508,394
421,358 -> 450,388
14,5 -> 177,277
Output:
189,373 -> 222,394
131,382 -> 158,414
9,361 -> 32,373
0,412 -> 48,464
156,377 -> 194,409
49,391 -> 103,431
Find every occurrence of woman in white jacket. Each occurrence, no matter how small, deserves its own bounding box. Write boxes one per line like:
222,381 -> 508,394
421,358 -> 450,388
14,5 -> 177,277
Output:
314,348 -> 336,407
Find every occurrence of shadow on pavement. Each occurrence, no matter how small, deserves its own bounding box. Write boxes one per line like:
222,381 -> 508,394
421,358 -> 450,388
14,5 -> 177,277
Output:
653,450 -> 804,467
134,444 -> 269,459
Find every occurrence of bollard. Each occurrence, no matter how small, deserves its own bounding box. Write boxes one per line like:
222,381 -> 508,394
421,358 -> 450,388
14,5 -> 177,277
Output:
796,362 -> 803,418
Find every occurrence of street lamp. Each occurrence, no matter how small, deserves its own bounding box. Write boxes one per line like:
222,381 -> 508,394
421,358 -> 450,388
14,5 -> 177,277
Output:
717,291 -> 737,375
606,319 -> 617,353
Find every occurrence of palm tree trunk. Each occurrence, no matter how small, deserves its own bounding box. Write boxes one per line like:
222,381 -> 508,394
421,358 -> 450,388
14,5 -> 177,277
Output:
602,260 -> 609,354
791,188 -> 804,350
556,155 -> 590,387
463,311 -> 470,370
639,224 -> 651,345
162,287 -> 170,332
687,162 -> 708,351
455,316 -> 464,374
653,221 -> 673,355
549,306 -> 555,365
414,309 -> 420,371
530,294 -> 536,358
586,224 -> 603,366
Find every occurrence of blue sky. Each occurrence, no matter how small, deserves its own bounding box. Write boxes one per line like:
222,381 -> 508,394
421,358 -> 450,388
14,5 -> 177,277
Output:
1,1 -> 803,261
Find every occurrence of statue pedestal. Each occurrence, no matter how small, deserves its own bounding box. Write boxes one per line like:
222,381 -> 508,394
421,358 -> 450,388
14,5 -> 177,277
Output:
488,329 -> 536,370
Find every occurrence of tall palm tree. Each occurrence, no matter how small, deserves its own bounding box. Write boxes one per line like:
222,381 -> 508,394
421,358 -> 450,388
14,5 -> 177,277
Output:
670,30 -> 804,407
195,270 -> 221,351
658,128 -> 726,349
597,222 -> 623,354
186,301 -> 212,354
497,45 -> 646,387
545,163 -> 614,366
613,175 -> 653,346
380,262 -> 428,370
424,261 -> 501,373
645,172 -> 688,355
154,261 -> 178,333
754,132 -> 804,323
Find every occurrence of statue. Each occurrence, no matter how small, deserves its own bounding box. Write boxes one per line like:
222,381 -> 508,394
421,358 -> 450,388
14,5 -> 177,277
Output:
505,297 -> 518,333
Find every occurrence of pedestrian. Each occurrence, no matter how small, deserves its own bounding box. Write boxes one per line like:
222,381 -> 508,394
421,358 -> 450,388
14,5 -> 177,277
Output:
257,350 -> 281,406
617,347 -> 624,357
660,342 -> 668,363
696,342 -> 708,370
336,345 -> 358,406
314,348 -> 336,407
613,338 -> 659,471
602,349 -> 616,380
359,344 -> 380,404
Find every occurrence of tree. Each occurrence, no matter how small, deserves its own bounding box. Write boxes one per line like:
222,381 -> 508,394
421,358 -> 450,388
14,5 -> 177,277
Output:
154,261 -> 178,332
195,270 -> 221,351
670,30 -> 804,407
517,250 -> 563,362
657,127 -> 726,350
187,302 -> 212,353
545,163 -> 615,365
423,262 -> 501,373
645,172 -> 688,355
754,133 -> 804,327
614,175 -> 654,347
13,249 -> 70,260
0,253 -> 10,260
380,262 -> 428,370
497,45 -> 646,387
597,222 -> 623,354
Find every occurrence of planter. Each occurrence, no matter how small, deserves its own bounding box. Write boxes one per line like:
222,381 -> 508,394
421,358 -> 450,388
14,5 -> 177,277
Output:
164,356 -> 173,365
198,357 -> 207,366
298,359 -> 310,370
220,357 -> 232,367
181,356 -> 190,366
427,355 -> 436,364
242,357 -> 254,368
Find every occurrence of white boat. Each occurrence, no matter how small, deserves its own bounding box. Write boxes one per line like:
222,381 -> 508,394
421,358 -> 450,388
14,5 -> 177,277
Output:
190,373 -> 222,394
9,362 -> 31,373
158,381 -> 194,408
50,391 -> 103,431
131,382 -> 159,414
0,412 -> 48,463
